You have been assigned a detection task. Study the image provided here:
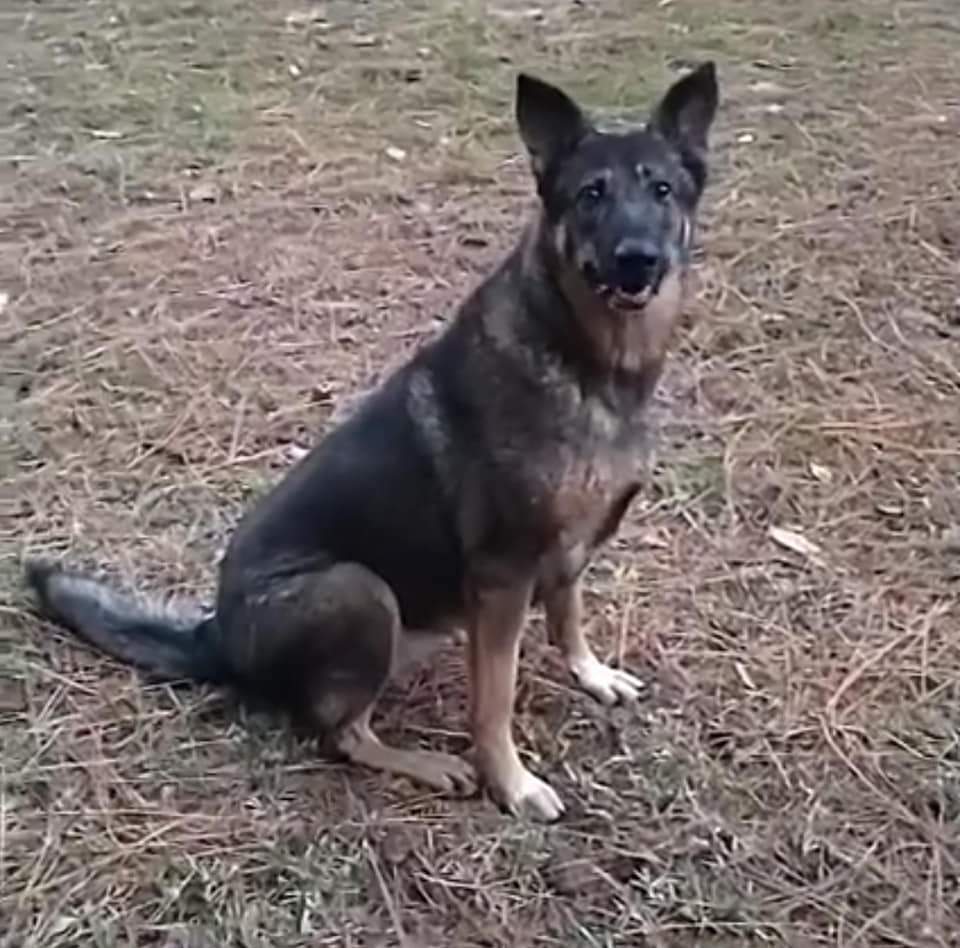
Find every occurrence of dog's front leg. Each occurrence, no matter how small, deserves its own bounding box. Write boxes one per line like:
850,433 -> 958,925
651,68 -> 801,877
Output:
467,579 -> 564,821
544,575 -> 645,705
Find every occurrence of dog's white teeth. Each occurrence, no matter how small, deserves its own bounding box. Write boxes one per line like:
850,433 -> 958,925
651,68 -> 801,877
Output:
606,286 -> 653,312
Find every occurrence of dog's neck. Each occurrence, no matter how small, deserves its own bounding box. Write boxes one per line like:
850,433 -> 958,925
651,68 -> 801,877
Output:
519,213 -> 685,392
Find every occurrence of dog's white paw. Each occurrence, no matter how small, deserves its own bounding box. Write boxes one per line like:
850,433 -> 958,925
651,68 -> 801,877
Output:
498,767 -> 565,822
570,653 -> 645,705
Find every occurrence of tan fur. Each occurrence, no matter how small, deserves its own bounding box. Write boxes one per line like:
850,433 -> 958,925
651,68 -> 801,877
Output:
467,580 -> 563,819
337,706 -> 476,794
543,576 -> 586,659
559,262 -> 685,375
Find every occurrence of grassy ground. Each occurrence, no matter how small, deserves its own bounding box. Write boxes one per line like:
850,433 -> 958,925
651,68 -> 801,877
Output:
2,0 -> 959,944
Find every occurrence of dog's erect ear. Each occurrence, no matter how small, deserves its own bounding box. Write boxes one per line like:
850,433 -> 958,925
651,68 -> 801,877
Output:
649,62 -> 718,188
516,73 -> 591,177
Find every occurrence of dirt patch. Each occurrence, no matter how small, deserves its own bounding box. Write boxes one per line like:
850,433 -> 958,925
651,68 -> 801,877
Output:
2,0 -> 959,945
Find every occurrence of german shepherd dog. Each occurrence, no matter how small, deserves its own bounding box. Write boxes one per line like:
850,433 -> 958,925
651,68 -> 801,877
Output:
26,63 -> 718,821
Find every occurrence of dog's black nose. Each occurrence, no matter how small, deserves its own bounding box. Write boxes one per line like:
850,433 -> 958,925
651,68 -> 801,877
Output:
613,239 -> 661,293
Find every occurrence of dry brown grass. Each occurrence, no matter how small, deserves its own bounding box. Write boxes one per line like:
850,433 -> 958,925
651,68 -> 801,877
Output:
2,0 -> 959,944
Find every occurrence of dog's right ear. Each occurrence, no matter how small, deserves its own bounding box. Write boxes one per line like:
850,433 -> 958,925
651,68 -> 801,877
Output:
516,74 -> 591,178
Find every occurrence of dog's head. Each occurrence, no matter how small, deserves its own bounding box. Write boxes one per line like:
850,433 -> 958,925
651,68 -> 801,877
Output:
516,64 -> 718,313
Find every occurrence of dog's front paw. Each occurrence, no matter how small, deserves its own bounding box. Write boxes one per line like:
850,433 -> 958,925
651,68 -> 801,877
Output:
570,653 -> 645,705
490,765 -> 565,822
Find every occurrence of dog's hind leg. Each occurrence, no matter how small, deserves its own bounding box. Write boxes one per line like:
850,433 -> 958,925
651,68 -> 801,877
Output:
543,576 -> 645,706
336,704 -> 475,795
225,562 -> 476,796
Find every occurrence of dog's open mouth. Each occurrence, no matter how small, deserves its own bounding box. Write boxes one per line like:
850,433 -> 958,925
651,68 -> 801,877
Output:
597,284 -> 655,312
581,261 -> 662,313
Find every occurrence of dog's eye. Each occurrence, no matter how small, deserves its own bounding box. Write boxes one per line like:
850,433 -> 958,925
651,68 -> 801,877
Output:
653,181 -> 672,200
578,181 -> 606,205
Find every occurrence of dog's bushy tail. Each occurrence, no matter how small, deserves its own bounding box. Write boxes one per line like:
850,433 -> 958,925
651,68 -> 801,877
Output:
24,560 -> 229,684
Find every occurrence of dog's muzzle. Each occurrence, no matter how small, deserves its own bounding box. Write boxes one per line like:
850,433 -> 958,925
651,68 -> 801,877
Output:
583,239 -> 667,312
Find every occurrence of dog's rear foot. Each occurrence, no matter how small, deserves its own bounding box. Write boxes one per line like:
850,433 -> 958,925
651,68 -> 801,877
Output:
570,653 -> 645,705
337,721 -> 477,796
400,750 -> 477,796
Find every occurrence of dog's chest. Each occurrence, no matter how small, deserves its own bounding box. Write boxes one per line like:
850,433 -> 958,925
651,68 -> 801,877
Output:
544,453 -> 632,546
530,392 -> 647,544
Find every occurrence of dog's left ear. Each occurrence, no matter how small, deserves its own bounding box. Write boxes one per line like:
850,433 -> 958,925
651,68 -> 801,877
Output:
649,62 -> 718,189
516,74 -> 591,178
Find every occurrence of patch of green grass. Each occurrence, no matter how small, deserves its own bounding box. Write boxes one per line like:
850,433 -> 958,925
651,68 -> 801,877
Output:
9,1 -> 265,174
659,453 -> 728,514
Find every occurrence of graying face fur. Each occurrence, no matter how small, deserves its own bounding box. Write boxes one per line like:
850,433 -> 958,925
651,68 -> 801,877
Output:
516,64 -> 718,311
